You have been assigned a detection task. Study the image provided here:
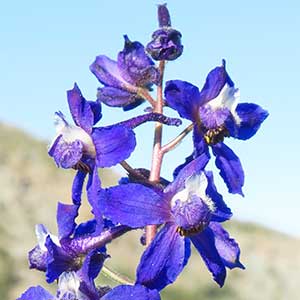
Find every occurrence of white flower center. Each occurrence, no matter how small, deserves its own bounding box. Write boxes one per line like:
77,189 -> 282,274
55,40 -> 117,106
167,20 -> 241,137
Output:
52,112 -> 96,157
207,83 -> 241,125
171,172 -> 215,212
35,224 -> 60,251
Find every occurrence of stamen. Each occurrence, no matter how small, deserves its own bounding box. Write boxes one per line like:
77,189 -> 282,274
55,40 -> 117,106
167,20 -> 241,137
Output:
176,223 -> 207,237
204,126 -> 230,145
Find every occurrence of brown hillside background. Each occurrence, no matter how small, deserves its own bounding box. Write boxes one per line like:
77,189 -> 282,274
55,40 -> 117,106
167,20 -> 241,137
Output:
0,123 -> 299,300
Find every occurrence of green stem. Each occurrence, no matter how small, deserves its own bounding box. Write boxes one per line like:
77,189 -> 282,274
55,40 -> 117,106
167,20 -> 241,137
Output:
102,265 -> 134,285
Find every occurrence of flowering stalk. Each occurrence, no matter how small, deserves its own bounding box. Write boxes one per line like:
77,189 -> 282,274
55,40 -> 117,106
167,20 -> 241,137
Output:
146,60 -> 166,245
19,4 -> 269,299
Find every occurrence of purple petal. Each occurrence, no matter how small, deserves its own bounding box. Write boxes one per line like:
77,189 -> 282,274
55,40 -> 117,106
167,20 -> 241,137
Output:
199,60 -> 234,104
164,152 -> 210,196
28,245 -> 47,271
48,135 -> 83,169
92,125 -> 136,168
90,55 -> 130,90
192,125 -> 210,157
122,98 -> 146,111
137,223 -> 190,291
87,167 -> 104,234
17,286 -> 54,300
97,86 -> 143,107
67,83 -> 95,134
172,153 -> 194,179
88,100 -> 102,125
77,250 -> 107,299
56,202 -> 79,240
100,184 -> 171,228
74,219 -> 97,238
80,250 -> 107,280
209,222 -> 245,269
165,80 -> 201,121
102,284 -> 161,300
212,143 -> 244,196
205,171 -> 232,222
227,103 -> 269,140
72,170 -> 87,205
118,35 -> 160,87
45,237 -> 75,283
190,228 -> 226,287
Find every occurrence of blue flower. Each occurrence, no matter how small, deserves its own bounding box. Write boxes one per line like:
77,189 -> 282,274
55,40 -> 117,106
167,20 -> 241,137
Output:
48,83 -> 181,207
90,35 -> 160,110
164,60 -> 269,195
28,201 -> 106,283
48,83 -> 136,172
99,153 -> 244,289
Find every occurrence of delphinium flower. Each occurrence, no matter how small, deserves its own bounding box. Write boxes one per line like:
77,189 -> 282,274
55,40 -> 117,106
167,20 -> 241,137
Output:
49,84 -> 181,171
99,153 -> 244,289
28,200 -> 131,284
48,82 -> 181,207
146,4 -> 183,61
165,60 -> 269,195
90,35 -> 160,110
28,202 -> 103,283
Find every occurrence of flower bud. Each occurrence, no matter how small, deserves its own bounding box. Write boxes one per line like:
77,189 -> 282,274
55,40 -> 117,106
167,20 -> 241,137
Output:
146,4 -> 183,61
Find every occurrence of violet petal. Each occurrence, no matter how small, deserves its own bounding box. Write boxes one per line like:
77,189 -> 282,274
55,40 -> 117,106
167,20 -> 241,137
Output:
56,202 -> 79,240
48,135 -> 83,169
100,184 -> 170,228
97,86 -> 142,107
212,143 -> 244,196
199,60 -> 234,104
165,80 -> 201,121
209,222 -> 245,269
17,286 -> 54,300
136,223 -> 190,291
226,103 -> 269,140
67,83 -> 95,134
92,125 -> 136,168
90,55 -> 129,89
205,171 -> 232,222
164,152 -> 210,197
72,170 -> 87,205
87,167 -> 104,234
190,228 -> 226,287
102,284 -> 161,300
28,245 -> 47,271
118,35 -> 160,87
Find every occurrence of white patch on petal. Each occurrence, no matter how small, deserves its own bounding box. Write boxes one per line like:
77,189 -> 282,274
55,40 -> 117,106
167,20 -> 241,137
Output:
171,172 -> 215,212
50,112 -> 96,157
35,224 -> 60,251
58,272 -> 87,300
207,84 -> 241,125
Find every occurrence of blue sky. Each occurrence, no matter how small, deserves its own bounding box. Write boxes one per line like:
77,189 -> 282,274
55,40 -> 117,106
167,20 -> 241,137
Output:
1,0 -> 299,237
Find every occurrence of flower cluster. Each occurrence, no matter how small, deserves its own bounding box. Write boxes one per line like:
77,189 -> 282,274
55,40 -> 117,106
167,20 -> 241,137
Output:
19,4 -> 268,300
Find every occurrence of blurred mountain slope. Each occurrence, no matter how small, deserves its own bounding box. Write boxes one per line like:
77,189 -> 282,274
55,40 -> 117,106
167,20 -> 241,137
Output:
0,123 -> 299,300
